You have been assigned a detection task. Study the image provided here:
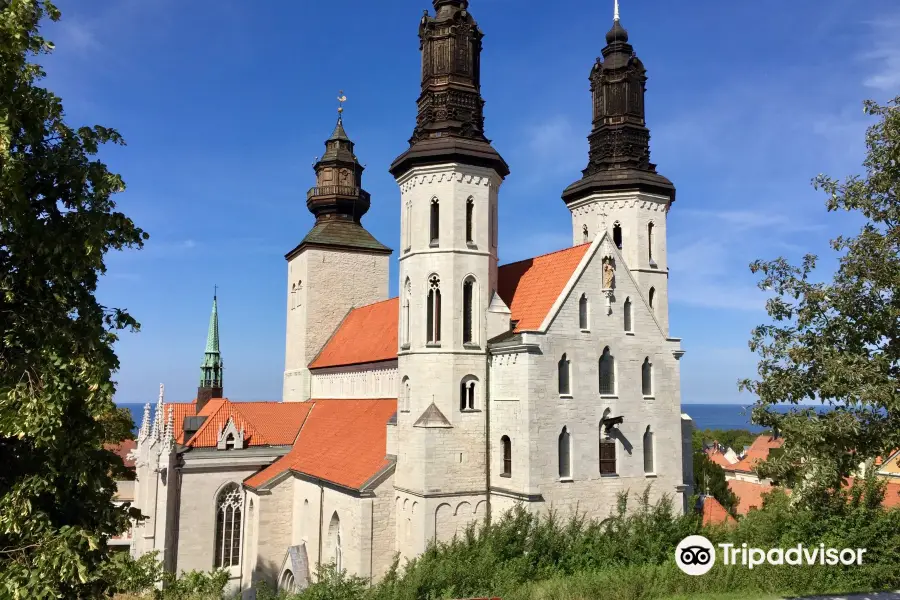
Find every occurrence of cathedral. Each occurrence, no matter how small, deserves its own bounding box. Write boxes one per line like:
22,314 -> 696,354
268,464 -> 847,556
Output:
129,1 -> 694,595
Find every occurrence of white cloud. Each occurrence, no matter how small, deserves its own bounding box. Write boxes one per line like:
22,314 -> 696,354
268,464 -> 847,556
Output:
862,17 -> 900,92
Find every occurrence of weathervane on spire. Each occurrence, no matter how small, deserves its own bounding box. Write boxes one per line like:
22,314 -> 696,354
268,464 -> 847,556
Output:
337,90 -> 347,118
614,0 -> 620,22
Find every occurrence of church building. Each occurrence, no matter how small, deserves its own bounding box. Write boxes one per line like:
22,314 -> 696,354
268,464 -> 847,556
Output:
129,1 -> 694,594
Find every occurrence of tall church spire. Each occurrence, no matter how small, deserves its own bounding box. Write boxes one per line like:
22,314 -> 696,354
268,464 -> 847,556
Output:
197,292 -> 223,410
561,6 -> 674,204
389,0 -> 508,178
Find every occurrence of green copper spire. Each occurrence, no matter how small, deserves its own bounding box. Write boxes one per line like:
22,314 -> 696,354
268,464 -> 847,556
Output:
199,291 -> 223,392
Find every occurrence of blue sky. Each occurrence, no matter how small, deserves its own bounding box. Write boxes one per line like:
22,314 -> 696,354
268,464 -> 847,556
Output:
41,0 -> 899,406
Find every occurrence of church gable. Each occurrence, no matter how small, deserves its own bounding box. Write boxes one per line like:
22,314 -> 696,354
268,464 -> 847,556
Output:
540,232 -> 666,340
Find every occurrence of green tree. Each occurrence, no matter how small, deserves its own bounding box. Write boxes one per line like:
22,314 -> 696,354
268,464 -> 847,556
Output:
741,97 -> 900,505
0,1 -> 147,597
692,451 -> 738,516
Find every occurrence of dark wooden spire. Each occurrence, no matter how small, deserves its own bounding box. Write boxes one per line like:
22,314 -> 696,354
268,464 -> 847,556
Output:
390,0 -> 508,178
562,14 -> 674,204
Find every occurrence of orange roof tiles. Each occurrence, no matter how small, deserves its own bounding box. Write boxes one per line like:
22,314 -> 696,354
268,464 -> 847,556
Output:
185,401 -> 312,448
730,435 -> 784,473
164,402 -> 198,445
704,449 -> 734,469
727,479 -> 784,515
497,244 -> 591,332
305,244 -> 591,368
701,495 -> 735,525
309,298 -> 399,369
244,399 -> 397,491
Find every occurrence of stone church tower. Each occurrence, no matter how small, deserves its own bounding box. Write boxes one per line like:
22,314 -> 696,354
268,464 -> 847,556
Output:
388,0 -> 509,559
283,113 -> 391,402
562,6 -> 675,334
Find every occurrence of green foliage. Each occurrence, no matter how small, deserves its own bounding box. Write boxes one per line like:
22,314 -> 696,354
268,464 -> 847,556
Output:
691,428 -> 765,454
740,96 -> 900,502
153,569 -> 230,600
104,551 -> 163,595
267,484 -> 900,600
0,1 -> 147,597
693,451 -> 739,516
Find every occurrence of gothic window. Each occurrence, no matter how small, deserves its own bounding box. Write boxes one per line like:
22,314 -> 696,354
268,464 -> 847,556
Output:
430,197 -> 440,245
328,512 -> 342,572
613,222 -> 623,249
280,571 -> 296,593
402,279 -> 411,348
214,483 -> 243,568
427,275 -> 441,343
649,287 -> 656,311
600,436 -> 617,475
582,224 -> 589,243
501,435 -> 512,476
558,354 -> 571,396
459,376 -> 477,411
224,434 -> 235,450
643,427 -> 655,474
465,197 -> 474,244
463,277 -> 476,345
579,294 -> 589,330
642,357 -> 653,396
599,347 -> 615,395
401,376 -> 410,412
647,222 -> 654,262
624,297 -> 633,332
558,427 -> 572,479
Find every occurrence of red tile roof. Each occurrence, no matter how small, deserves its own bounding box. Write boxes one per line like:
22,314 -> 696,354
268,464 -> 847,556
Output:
165,402 -> 198,445
305,244 -> 591,369
244,399 -> 397,491
309,299 -> 399,369
730,435 -> 784,473
106,439 -> 137,469
497,244 -> 591,332
185,400 -> 312,448
727,479 -> 782,515
845,477 -> 900,509
704,448 -> 734,469
701,495 -> 735,525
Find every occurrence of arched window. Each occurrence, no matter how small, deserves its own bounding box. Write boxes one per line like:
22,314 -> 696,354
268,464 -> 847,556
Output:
402,279 -> 411,348
624,297 -> 632,332
599,347 -> 615,395
459,376 -> 477,411
647,222 -> 654,262
463,277 -> 476,344
430,197 -> 440,245
649,287 -> 656,310
613,222 -> 623,249
558,427 -> 572,479
558,354 -> 570,396
404,200 -> 412,252
214,483 -> 243,568
582,224 -> 589,243
328,512 -> 342,572
643,427 -> 654,474
599,434 -> 616,475
642,357 -> 653,396
465,197 -> 474,244
280,570 -> 296,593
401,376 -> 410,412
579,294 -> 589,330
290,283 -> 296,310
427,275 -> 441,343
501,435 -> 512,476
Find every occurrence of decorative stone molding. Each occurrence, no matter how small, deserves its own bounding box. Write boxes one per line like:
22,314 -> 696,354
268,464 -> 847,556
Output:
217,417 -> 245,450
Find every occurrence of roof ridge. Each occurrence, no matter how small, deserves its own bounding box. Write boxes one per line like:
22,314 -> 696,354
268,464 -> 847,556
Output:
185,400 -> 227,446
353,297 -> 400,310
499,242 -> 591,269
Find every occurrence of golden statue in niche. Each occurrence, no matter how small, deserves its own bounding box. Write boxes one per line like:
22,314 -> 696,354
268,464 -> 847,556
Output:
603,257 -> 615,289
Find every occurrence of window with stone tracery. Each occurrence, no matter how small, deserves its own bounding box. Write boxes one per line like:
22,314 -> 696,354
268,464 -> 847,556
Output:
426,275 -> 441,344
599,347 -> 616,396
459,376 -> 477,411
214,483 -> 243,568
463,277 -> 476,345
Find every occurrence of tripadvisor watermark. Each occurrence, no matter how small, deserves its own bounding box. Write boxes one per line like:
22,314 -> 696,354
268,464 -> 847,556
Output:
675,535 -> 867,576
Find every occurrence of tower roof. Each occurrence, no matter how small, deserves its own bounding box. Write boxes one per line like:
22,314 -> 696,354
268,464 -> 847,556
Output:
562,4 -> 674,204
204,293 -> 220,355
293,98 -> 391,257
198,292 -> 223,407
389,0 -> 508,178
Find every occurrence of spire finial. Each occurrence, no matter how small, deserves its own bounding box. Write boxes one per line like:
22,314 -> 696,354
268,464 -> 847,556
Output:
337,90 -> 347,118
614,0 -> 619,22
